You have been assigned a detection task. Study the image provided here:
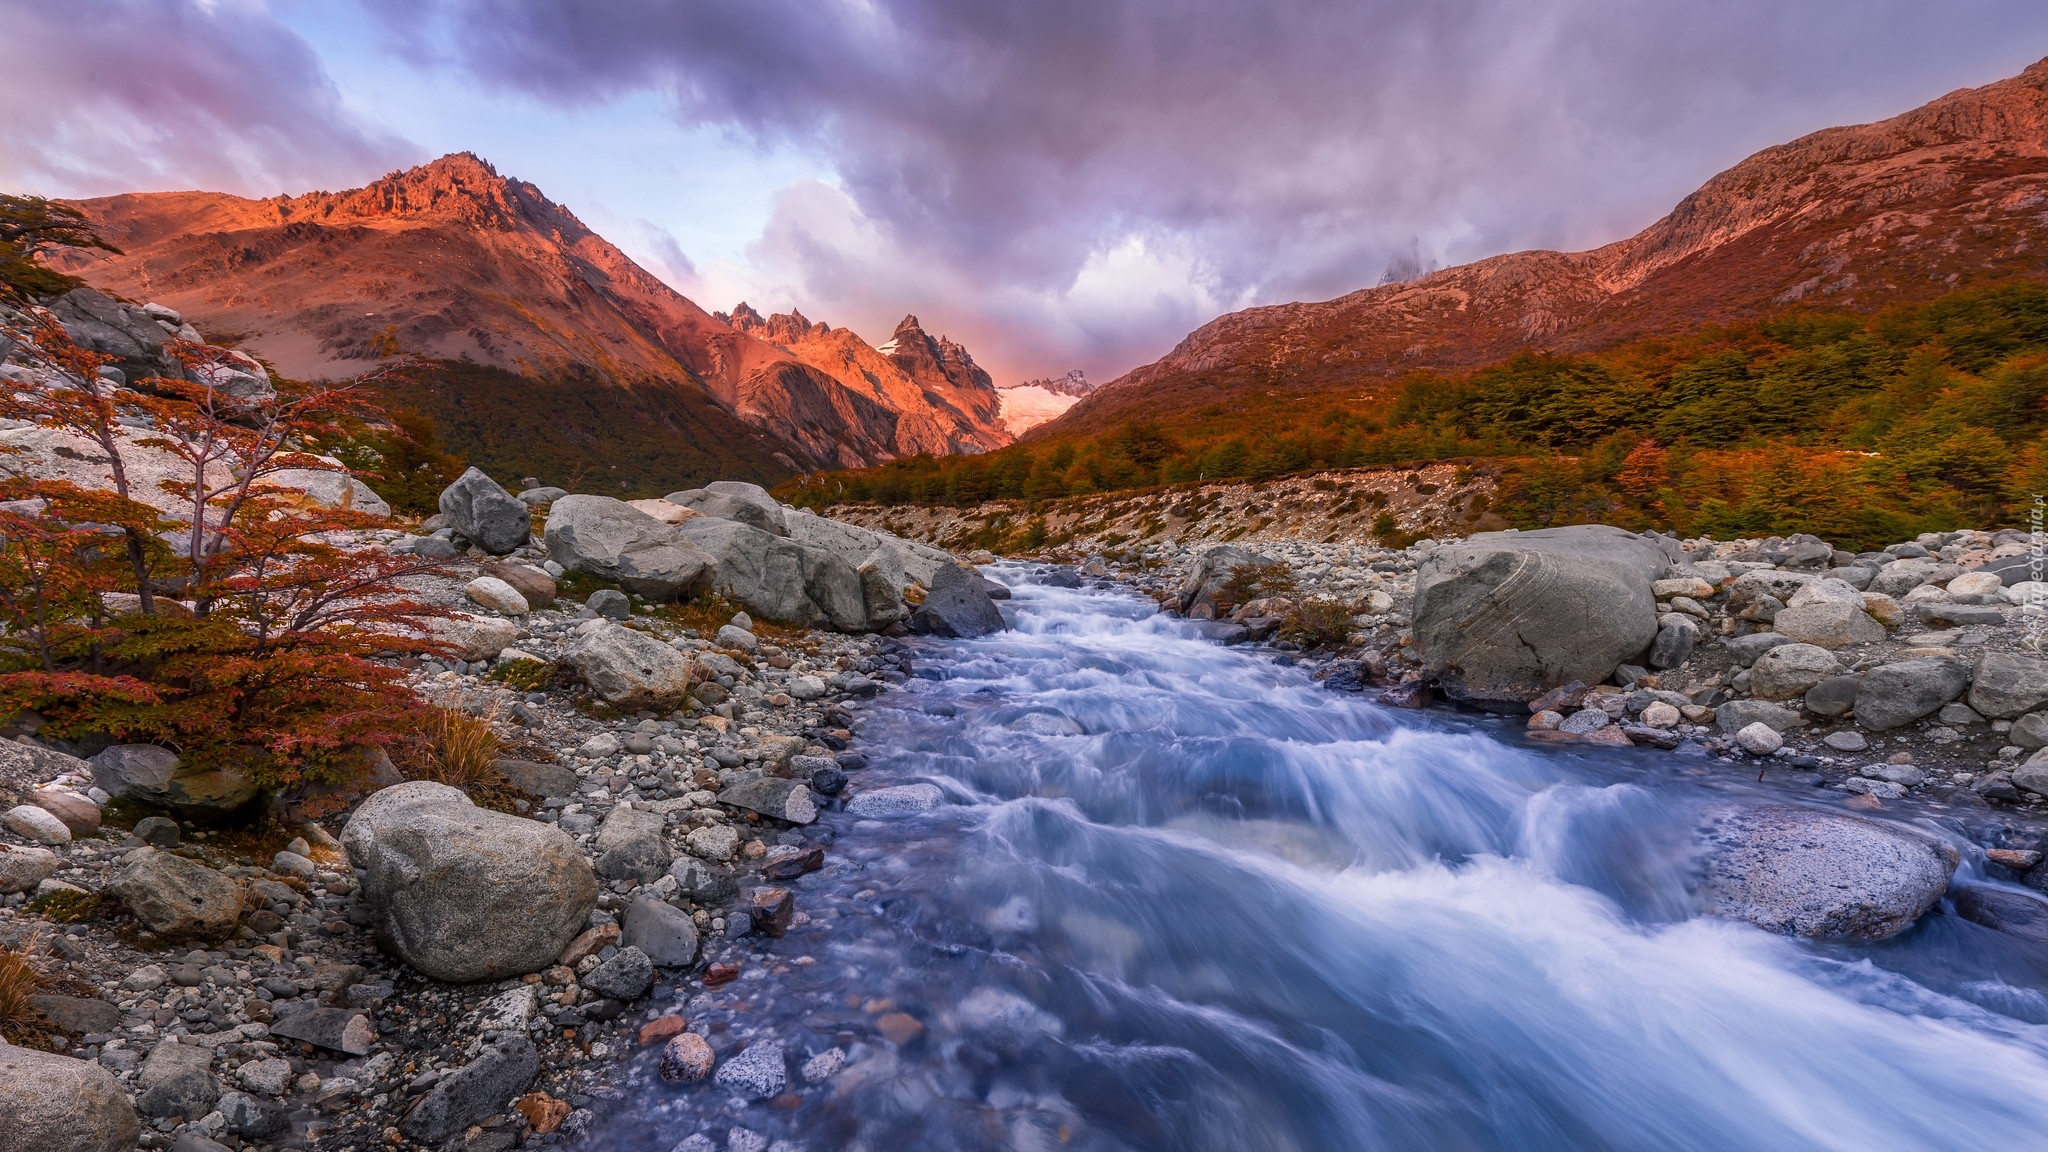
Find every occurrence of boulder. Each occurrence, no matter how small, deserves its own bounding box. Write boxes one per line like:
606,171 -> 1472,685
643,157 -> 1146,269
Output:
0,843 -> 59,894
0,740 -> 90,809
2,804 -> 68,844
1747,643 -> 1840,701
680,518 -> 867,631
0,1045 -> 142,1152
1412,526 -> 1668,710
543,496 -> 711,600
1645,615 -> 1698,670
516,486 -> 568,506
1770,579 -> 1886,648
463,576 -> 529,615
1803,674 -> 1862,718
2013,748 -> 2048,796
562,623 -> 696,709
30,789 -> 101,837
713,1039 -> 786,1099
87,744 -> 259,816
1868,559 -> 1937,597
621,895 -> 701,967
438,468 -> 532,555
2010,711 -> 2048,750
260,467 -> 391,518
110,848 -> 245,942
1696,805 -> 1955,940
593,807 -> 671,883
341,782 -> 598,982
844,782 -> 945,817
49,288 -> 169,375
910,561 -> 1006,638
1855,659 -> 1970,731
717,777 -> 817,824
665,481 -> 788,536
1967,652 -> 2048,720
399,1037 -> 539,1144
482,561 -> 557,608
1720,633 -> 1796,668
421,614 -> 521,662
135,1039 -> 219,1119
1733,722 -> 1783,755
1178,545 -> 1276,617
1713,700 -> 1806,734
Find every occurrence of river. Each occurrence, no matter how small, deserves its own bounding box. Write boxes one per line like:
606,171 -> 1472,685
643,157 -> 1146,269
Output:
591,565 -> 2048,1152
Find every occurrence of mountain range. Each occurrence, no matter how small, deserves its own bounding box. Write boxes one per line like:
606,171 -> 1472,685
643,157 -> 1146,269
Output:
1037,56 -> 2048,439
45,154 -> 1011,488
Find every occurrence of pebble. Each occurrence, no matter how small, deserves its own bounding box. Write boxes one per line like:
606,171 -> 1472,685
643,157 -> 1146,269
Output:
660,1032 -> 717,1082
713,1039 -> 785,1098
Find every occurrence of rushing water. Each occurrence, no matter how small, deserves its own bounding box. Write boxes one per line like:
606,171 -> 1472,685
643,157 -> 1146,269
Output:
596,566 -> 2048,1152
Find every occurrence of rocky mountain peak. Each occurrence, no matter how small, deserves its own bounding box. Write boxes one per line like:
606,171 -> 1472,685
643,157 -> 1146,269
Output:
1013,369 -> 1092,397
720,302 -> 824,346
269,152 -> 580,238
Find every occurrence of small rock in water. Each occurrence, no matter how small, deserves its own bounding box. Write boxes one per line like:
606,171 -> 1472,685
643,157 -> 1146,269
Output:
801,1047 -> 846,1084
639,1015 -> 688,1046
728,1130 -> 768,1152
659,1032 -> 717,1083
1527,710 -> 1563,731
751,887 -> 795,936
1557,708 -> 1611,735
704,961 -> 741,986
761,844 -> 824,880
1734,722 -> 1784,755
713,1040 -> 785,1098
845,783 -> 943,817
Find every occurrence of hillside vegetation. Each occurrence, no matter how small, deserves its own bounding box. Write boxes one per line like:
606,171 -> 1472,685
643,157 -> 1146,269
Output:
778,283 -> 2048,550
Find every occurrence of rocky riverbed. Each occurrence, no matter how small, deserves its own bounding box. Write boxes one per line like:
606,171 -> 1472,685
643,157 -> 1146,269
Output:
5,450 -> 2048,1152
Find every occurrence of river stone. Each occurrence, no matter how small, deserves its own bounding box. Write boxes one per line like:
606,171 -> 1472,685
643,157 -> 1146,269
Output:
845,782 -> 944,817
215,1090 -> 289,1138
268,1008 -> 375,1055
341,782 -> 598,982
463,576 -> 529,615
593,807 -> 671,883
1869,559 -> 1937,597
87,743 -> 179,800
1412,525 -> 1669,711
1179,545 -> 1276,617
1823,730 -> 1869,752
670,857 -> 739,904
684,824 -> 740,862
911,561 -> 1006,639
1646,615 -> 1698,669
666,481 -> 789,536
482,561 -> 557,608
0,1045 -> 141,1152
422,613 -> 521,662
1968,652 -> 2048,720
717,778 -> 816,824
1733,722 -> 1784,755
494,759 -> 579,798
2011,712 -> 2048,750
544,496 -> 711,600
581,945 -> 654,1001
622,895 -> 701,967
1713,700 -> 1807,734
2,803 -> 68,844
1721,633 -> 1796,668
1856,659 -> 1970,731
713,1039 -> 786,1099
1803,675 -> 1862,718
110,848 -> 245,942
400,1037 -> 540,1143
135,1039 -> 219,1119
563,623 -> 695,709
1770,593 -> 1886,649
235,1057 -> 294,1097
1748,643 -> 1840,701
660,1032 -> 717,1083
0,842 -> 59,894
30,789 -> 100,837
439,468 -> 531,555
2012,748 -> 2048,797
1697,805 -> 1956,940
1557,708 -> 1611,734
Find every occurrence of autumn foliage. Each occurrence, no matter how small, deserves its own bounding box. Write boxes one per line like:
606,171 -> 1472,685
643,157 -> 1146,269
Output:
0,317 -> 450,791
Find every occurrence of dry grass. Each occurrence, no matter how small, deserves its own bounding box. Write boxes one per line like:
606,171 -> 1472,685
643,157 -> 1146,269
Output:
415,701 -> 505,787
0,931 -> 50,1028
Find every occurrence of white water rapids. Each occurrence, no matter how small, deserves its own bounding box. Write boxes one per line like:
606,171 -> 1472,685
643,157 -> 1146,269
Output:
599,566 -> 2048,1152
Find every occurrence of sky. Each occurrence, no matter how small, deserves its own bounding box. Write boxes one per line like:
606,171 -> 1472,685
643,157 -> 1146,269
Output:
3,2 -> 2047,387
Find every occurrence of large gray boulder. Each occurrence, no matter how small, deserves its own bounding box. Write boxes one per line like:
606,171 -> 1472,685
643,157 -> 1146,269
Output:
561,622 -> 696,709
399,1037 -> 539,1143
1967,652 -> 2048,720
593,807 -> 671,883
49,288 -> 169,376
1412,525 -> 1669,711
1855,659 -> 1970,731
109,848 -> 245,943
0,842 -> 58,894
911,561 -> 1006,638
622,895 -> 700,967
0,1046 -> 142,1152
341,782 -> 597,982
680,517 -> 868,631
0,739 -> 89,809
665,481 -> 788,536
1696,805 -> 1955,940
1178,545 -> 1275,618
438,468 -> 531,555
543,495 -> 710,600
1770,578 -> 1886,648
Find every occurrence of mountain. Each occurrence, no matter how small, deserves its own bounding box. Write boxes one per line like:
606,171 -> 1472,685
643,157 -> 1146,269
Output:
44,153 -> 1010,483
996,370 -> 1094,433
1039,57 -> 2048,438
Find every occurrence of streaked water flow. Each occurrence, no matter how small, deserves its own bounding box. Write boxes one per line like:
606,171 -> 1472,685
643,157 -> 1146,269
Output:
599,565 -> 2048,1152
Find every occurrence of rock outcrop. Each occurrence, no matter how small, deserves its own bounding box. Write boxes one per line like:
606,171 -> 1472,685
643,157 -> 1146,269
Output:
544,495 -> 710,600
1412,525 -> 1670,710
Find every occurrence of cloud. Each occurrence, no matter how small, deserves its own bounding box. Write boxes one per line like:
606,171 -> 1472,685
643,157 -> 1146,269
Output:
0,0 -> 415,198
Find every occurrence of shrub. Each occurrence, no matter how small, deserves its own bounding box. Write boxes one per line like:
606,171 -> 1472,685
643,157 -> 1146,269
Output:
0,930 -> 49,1029
1282,599 -> 1355,649
1218,561 -> 1297,615
0,319 -> 453,790
487,658 -> 556,693
413,703 -> 503,788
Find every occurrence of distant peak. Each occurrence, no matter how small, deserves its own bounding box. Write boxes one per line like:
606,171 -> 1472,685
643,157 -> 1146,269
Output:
724,301 -> 821,344
273,151 -> 574,234
894,314 -> 924,335
1014,369 -> 1092,397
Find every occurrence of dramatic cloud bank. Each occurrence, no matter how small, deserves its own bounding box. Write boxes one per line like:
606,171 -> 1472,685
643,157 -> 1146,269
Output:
0,0 -> 415,197
5,1 -> 2046,383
